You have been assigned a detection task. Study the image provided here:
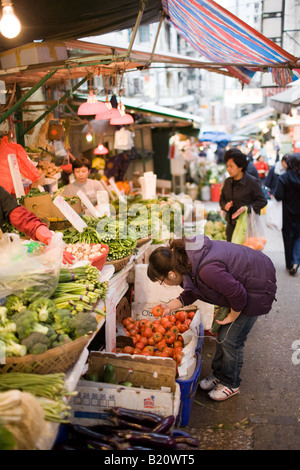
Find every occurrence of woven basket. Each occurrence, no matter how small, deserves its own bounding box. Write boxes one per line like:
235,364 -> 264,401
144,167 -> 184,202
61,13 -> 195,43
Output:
0,334 -> 93,375
136,235 -> 152,247
106,254 -> 132,273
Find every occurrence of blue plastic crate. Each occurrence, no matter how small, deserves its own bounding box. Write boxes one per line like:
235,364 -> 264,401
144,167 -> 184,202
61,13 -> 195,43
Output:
176,354 -> 202,427
195,322 -> 204,355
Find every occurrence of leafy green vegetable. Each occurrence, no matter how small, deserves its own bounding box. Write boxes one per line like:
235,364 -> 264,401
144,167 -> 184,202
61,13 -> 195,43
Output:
68,312 -> 98,339
5,295 -> 27,316
0,423 -> 16,450
14,310 -> 48,341
28,298 -> 57,324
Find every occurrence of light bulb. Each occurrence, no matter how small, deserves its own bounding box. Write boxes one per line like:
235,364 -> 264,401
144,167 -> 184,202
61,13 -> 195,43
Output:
0,3 -> 21,39
86,132 -> 93,142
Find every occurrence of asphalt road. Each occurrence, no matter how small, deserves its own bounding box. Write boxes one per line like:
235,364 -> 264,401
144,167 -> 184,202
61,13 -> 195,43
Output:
184,205 -> 300,451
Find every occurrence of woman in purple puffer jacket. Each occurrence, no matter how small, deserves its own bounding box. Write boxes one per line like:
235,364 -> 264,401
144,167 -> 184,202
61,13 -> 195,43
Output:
147,235 -> 277,401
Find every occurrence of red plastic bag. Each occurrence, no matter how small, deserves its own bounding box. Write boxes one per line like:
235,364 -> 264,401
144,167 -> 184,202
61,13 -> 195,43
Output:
0,136 -> 41,194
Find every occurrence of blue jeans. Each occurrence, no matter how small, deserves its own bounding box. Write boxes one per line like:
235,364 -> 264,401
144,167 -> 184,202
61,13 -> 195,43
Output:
292,237 -> 300,266
212,313 -> 258,388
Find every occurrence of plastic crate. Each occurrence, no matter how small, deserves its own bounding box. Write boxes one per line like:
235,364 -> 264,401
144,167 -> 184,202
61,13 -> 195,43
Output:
176,354 -> 202,427
195,323 -> 205,355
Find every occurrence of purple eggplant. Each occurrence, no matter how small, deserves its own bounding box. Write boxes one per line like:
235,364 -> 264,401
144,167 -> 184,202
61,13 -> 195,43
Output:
115,429 -> 177,449
152,415 -> 175,434
106,406 -> 162,426
174,435 -> 199,447
108,416 -> 153,432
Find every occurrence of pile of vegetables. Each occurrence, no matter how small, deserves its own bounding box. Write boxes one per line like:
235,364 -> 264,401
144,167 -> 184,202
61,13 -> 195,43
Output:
113,307 -> 196,366
0,265 -> 107,357
61,217 -> 137,261
53,406 -> 199,451
64,242 -> 107,262
204,211 -> 227,241
0,372 -> 77,449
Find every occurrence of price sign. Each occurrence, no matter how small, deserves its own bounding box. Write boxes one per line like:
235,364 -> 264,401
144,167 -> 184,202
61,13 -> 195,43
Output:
77,190 -> 100,218
97,190 -> 110,217
53,195 -> 87,232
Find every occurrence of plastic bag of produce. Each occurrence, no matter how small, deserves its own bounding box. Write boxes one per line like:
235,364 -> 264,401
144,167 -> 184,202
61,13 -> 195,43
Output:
243,209 -> 266,251
0,232 -> 64,301
231,207 -> 248,244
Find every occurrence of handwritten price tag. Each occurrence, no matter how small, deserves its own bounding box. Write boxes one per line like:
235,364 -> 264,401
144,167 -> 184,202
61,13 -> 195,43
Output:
53,195 -> 87,232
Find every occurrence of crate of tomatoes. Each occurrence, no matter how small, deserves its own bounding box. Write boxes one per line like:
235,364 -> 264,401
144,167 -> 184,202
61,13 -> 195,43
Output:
115,302 -> 202,381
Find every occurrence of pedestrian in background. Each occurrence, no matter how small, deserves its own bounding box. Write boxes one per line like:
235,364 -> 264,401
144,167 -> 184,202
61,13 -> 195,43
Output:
274,153 -> 300,275
254,155 -> 269,184
265,155 -> 288,196
219,148 -> 267,242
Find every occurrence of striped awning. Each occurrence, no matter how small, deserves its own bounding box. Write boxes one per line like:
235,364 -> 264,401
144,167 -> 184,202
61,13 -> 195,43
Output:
162,0 -> 299,86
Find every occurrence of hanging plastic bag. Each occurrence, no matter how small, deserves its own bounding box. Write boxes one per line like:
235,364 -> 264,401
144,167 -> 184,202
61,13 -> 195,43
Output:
0,232 -> 64,301
243,209 -> 267,251
266,198 -> 282,232
0,136 -> 41,194
231,207 -> 248,245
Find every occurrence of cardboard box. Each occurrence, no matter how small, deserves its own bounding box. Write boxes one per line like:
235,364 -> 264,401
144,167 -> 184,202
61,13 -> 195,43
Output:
23,194 -> 82,220
69,351 -> 181,426
0,42 -> 68,69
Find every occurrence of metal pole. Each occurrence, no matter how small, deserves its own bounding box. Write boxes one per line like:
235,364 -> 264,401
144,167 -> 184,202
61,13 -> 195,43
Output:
19,74 -> 91,137
0,68 -> 58,124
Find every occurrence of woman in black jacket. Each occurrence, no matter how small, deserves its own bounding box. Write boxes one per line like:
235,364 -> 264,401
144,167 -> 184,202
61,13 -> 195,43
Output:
219,149 -> 267,242
274,153 -> 300,275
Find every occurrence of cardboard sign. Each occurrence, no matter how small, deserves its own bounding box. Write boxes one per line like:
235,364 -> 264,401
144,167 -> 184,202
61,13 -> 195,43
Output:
53,195 -> 87,232
96,190 -> 110,217
105,287 -> 116,352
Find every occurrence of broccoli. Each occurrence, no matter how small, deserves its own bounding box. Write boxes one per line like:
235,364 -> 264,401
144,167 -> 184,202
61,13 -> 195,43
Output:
46,326 -> 58,343
0,331 -> 26,357
53,309 -> 74,335
68,312 -> 98,339
5,295 -> 27,316
14,310 -> 49,341
28,298 -> 57,324
0,307 -> 17,336
51,333 -> 72,349
21,332 -> 51,355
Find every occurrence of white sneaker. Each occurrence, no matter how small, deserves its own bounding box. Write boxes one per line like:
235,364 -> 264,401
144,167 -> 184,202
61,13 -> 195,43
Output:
208,383 -> 240,401
199,373 -> 220,391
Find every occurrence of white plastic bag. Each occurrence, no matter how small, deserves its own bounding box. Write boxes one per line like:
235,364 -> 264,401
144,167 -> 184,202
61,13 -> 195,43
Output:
244,210 -> 267,251
0,232 -> 64,301
266,198 -> 282,232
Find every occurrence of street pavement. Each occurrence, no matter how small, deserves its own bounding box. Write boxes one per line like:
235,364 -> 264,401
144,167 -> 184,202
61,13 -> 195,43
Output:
184,202 -> 300,451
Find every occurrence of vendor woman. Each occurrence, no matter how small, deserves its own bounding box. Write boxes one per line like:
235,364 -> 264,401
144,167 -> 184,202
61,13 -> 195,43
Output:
0,185 -> 73,264
147,236 -> 277,401
62,156 -> 103,206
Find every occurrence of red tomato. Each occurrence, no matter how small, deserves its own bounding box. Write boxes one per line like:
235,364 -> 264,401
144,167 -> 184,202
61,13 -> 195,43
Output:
142,327 -> 153,338
160,317 -> 170,328
148,336 -> 156,346
168,315 -> 176,323
178,323 -> 189,333
152,305 -> 164,317
141,350 -> 152,356
153,332 -> 163,343
156,340 -> 166,351
174,340 -> 183,349
174,351 -> 182,363
133,348 -> 142,355
185,319 -> 192,327
155,324 -> 166,335
112,347 -> 122,353
188,311 -> 196,320
163,346 -> 174,357
170,325 -> 179,337
143,346 -> 155,355
175,311 -> 188,322
140,336 -> 148,346
165,331 -> 176,344
123,346 -> 135,354
135,341 -> 146,351
139,319 -> 148,329
129,327 -> 138,336
126,322 -> 135,331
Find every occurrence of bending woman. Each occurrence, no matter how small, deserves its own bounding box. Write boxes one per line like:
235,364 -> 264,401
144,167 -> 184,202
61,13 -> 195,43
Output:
147,236 -> 277,401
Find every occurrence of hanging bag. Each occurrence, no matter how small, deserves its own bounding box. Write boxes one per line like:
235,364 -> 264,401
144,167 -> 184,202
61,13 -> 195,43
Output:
265,198 -> 282,232
243,209 -> 266,251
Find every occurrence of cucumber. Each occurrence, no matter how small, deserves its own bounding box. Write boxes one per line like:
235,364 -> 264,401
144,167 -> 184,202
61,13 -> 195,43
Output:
103,364 -> 116,384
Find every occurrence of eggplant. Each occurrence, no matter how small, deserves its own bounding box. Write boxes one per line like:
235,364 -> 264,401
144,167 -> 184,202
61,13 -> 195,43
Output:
152,415 -> 175,434
174,436 -> 199,447
115,430 -> 177,449
67,424 -> 119,447
108,416 -> 153,432
106,406 -> 162,426
82,439 -> 114,451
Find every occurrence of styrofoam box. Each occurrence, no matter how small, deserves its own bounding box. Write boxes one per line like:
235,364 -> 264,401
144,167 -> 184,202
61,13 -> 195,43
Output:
69,351 -> 181,426
0,43 -> 68,69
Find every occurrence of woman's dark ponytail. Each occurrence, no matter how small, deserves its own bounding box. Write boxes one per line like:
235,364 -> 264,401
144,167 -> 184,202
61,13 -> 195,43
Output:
147,238 -> 191,282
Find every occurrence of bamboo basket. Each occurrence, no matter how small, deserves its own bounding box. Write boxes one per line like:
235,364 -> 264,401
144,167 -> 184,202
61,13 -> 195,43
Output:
136,235 -> 152,247
0,333 -> 93,375
106,254 -> 133,273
